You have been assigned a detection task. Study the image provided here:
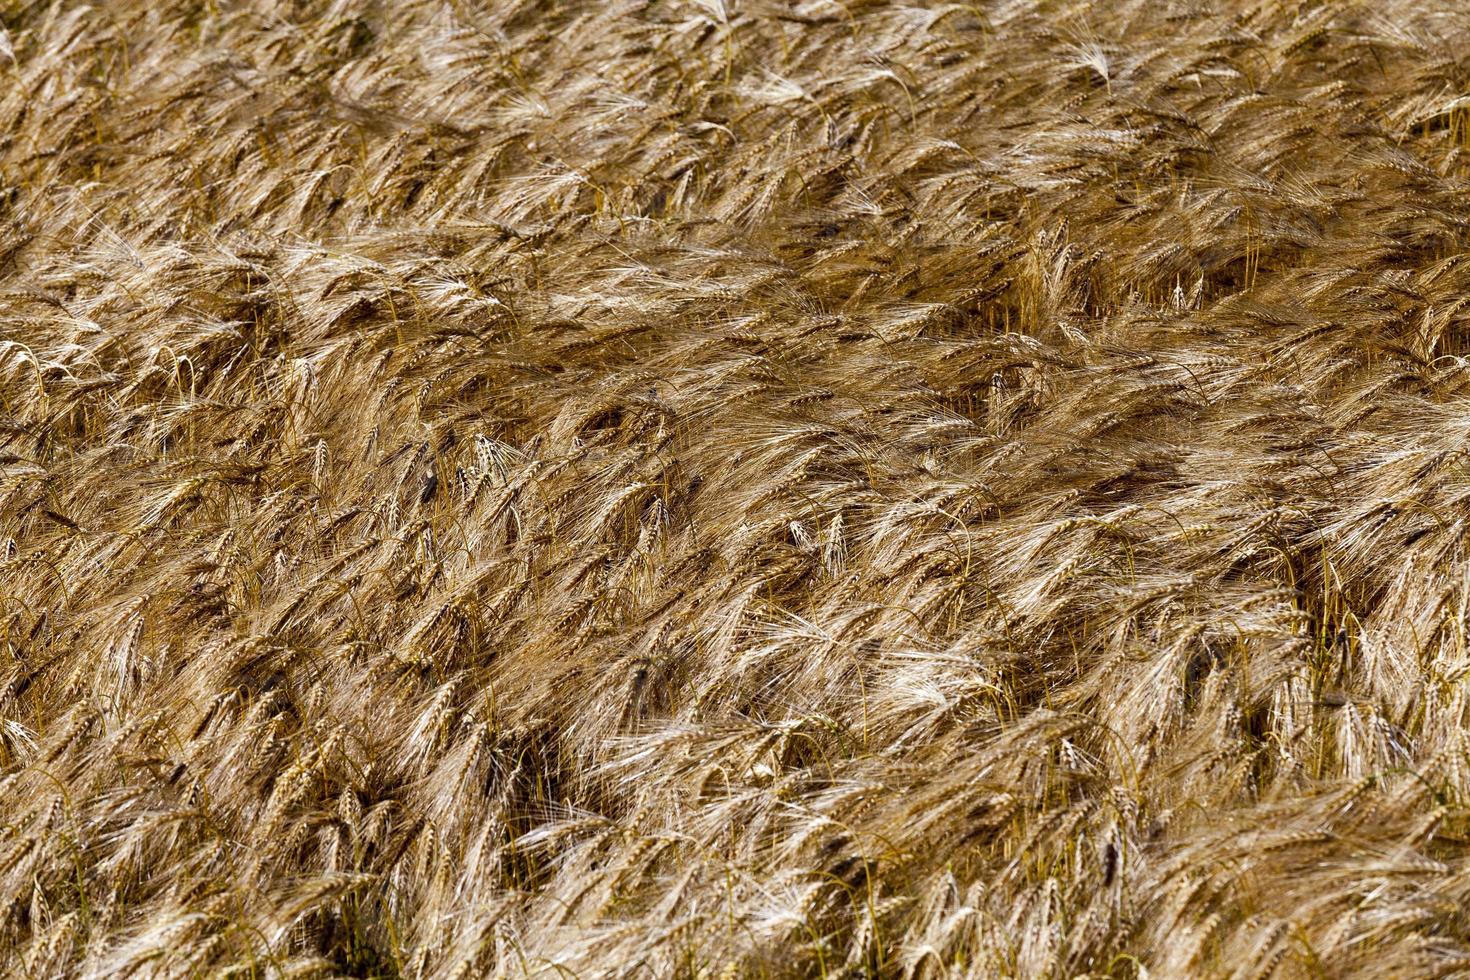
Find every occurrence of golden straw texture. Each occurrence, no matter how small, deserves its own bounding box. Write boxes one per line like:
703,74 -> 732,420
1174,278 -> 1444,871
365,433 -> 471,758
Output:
4,0 -> 1470,976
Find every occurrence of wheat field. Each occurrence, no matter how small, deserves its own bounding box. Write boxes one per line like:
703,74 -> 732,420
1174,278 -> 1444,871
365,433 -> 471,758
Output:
4,0 -> 1470,976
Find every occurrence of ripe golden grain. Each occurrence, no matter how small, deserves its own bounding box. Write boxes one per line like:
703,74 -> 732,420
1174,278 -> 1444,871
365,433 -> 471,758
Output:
4,0 -> 1470,977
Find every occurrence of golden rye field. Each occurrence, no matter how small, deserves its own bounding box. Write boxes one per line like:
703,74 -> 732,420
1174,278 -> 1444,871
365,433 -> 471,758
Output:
4,0 -> 1470,976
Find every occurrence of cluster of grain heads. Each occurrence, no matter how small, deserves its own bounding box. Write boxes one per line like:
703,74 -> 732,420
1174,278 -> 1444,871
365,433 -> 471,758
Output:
5,0 -> 1470,976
